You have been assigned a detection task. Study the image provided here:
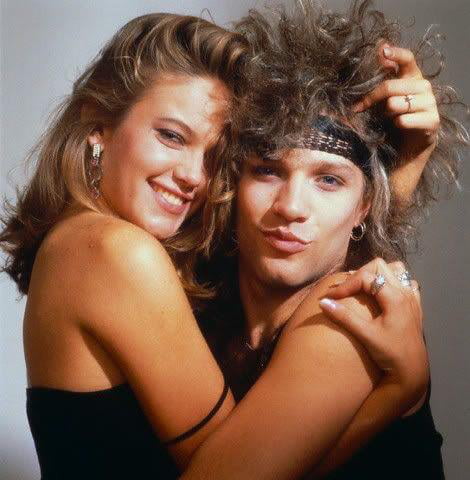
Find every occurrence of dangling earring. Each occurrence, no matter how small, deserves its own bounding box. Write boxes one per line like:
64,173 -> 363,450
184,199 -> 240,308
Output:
350,222 -> 366,241
89,143 -> 102,198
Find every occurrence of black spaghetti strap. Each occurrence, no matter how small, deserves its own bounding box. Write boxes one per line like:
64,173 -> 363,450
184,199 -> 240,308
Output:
163,379 -> 229,446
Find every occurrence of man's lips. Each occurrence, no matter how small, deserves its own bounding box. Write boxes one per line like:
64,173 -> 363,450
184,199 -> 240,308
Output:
261,228 -> 311,254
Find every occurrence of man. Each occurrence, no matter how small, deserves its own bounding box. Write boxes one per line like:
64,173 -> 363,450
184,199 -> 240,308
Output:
185,2 -> 463,477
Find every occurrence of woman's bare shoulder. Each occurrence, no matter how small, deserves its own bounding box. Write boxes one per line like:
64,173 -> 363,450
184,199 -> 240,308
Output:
40,211 -> 171,272
34,211 -> 182,320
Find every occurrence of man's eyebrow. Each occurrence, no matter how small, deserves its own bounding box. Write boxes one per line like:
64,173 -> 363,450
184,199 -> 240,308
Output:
313,159 -> 356,174
158,117 -> 193,135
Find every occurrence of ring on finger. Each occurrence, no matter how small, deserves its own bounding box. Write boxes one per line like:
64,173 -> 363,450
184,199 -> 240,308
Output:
370,273 -> 386,296
404,94 -> 414,113
396,270 -> 413,288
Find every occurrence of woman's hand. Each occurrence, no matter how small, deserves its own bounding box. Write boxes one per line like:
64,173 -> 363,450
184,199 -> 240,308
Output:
310,259 -> 428,477
319,258 -> 428,410
355,45 -> 440,204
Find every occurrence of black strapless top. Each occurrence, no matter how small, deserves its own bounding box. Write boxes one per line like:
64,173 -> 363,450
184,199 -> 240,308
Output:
26,383 -> 179,480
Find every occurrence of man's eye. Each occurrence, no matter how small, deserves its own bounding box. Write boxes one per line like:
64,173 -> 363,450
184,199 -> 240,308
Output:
318,175 -> 342,188
156,129 -> 185,145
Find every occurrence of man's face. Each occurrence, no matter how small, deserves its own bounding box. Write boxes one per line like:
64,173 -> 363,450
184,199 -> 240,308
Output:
236,148 -> 369,289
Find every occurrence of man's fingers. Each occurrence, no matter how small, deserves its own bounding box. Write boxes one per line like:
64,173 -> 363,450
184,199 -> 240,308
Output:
382,46 -> 422,79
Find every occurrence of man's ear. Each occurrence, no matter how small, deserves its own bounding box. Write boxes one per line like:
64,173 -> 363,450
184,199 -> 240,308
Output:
356,198 -> 371,226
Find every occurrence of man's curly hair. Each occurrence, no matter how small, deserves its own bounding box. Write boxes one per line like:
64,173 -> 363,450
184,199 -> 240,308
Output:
207,0 -> 468,270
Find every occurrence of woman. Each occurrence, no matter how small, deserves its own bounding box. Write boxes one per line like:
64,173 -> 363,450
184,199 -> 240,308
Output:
2,14 -> 245,478
0,4 -> 459,480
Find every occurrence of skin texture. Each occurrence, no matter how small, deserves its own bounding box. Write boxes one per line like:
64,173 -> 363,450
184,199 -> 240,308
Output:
89,73 -> 230,239
24,47 -> 434,477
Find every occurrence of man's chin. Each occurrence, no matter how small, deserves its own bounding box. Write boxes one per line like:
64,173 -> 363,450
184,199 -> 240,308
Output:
259,260 -> 343,291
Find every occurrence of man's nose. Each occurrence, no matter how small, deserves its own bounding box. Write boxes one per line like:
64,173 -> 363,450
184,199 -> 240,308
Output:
173,150 -> 205,190
272,179 -> 309,223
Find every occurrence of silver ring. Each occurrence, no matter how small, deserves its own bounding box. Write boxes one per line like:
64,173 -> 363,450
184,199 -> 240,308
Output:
397,270 -> 413,288
404,94 -> 413,113
370,273 -> 386,296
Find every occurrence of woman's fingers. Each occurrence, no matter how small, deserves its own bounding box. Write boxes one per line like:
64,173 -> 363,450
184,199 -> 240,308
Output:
388,262 -> 421,301
393,111 -> 440,131
384,93 -> 437,116
354,78 -> 431,112
319,298 -> 377,347
327,269 -> 401,314
382,46 -> 422,79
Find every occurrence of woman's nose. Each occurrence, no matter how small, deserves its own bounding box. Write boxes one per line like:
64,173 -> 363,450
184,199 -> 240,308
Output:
173,150 -> 205,190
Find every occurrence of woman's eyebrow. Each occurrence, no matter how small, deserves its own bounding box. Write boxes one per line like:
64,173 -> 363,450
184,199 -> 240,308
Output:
158,117 -> 193,135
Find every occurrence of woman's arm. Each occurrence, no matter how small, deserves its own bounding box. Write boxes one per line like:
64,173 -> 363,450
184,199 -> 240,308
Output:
180,259 -> 426,479
310,260 -> 428,477
74,218 -> 235,468
75,218 -> 425,477
180,280 -> 384,479
355,46 -> 440,206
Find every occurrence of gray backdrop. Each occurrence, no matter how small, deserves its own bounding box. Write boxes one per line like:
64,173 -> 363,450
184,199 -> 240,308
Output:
1,1 -> 468,479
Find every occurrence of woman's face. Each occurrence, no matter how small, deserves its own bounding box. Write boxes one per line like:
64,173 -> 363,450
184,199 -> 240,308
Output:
236,148 -> 370,288
90,73 -> 230,239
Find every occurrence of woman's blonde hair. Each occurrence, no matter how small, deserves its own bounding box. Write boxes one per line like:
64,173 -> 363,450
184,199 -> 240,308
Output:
1,13 -> 248,296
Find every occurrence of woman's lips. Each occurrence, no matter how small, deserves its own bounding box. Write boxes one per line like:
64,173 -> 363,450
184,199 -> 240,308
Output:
262,230 -> 311,254
150,184 -> 190,215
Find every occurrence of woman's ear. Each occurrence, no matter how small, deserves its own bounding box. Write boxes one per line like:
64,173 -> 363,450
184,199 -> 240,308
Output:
81,103 -> 105,150
87,131 -> 104,150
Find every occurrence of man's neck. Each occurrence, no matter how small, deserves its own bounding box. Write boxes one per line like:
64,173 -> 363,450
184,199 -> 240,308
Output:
238,264 -> 312,349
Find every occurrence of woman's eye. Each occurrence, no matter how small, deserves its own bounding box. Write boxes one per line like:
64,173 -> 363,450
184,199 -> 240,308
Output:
156,129 -> 185,146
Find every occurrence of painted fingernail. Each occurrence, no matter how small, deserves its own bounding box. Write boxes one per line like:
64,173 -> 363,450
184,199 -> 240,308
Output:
319,298 -> 338,310
383,46 -> 393,58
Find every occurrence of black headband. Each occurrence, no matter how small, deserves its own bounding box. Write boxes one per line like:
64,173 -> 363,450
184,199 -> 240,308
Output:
300,116 -> 372,177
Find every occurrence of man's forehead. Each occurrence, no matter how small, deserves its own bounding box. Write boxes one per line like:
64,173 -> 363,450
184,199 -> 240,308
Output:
264,148 -> 358,171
